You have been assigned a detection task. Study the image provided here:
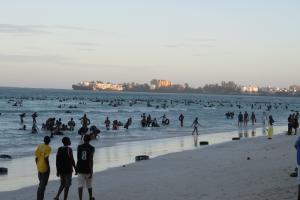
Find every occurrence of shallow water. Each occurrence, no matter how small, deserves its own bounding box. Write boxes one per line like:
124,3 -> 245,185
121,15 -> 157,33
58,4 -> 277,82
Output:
0,87 -> 298,158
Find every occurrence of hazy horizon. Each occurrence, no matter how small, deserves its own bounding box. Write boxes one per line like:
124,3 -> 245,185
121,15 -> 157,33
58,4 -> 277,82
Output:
0,0 -> 299,89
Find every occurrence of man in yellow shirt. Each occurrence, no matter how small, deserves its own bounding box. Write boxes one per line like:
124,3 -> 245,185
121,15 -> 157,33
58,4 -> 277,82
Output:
35,136 -> 51,200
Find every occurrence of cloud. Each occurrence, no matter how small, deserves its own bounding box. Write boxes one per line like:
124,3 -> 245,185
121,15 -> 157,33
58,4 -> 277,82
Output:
0,53 -> 70,63
57,61 -> 125,69
70,42 -> 101,47
0,24 -> 48,34
0,24 -> 112,35
163,43 -> 215,48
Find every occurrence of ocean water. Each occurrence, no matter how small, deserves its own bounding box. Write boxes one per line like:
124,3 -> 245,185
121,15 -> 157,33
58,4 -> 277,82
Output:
0,87 -> 299,159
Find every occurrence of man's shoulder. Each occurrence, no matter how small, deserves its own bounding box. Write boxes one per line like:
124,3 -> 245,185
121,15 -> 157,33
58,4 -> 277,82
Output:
78,143 -> 94,149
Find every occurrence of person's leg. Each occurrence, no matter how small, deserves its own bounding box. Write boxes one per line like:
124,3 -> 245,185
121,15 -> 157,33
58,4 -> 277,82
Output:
54,184 -> 64,199
37,171 -> 50,200
78,187 -> 83,200
86,175 -> 94,200
63,187 -> 69,200
55,176 -> 65,199
88,188 -> 93,199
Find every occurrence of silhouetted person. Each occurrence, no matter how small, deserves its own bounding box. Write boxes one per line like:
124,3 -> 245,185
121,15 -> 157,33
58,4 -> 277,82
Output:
178,114 -> 184,127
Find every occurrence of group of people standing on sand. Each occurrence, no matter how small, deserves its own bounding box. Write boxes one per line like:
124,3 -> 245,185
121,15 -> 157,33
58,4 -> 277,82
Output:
237,111 -> 274,139
237,111 -> 257,127
288,112 -> 299,135
35,135 -> 95,200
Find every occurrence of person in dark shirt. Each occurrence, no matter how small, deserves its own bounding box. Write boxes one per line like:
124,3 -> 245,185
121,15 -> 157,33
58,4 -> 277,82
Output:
54,137 -> 76,200
77,135 -> 95,200
178,114 -> 184,127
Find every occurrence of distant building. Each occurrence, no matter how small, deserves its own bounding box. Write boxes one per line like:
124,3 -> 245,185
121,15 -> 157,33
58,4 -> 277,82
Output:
241,86 -> 259,93
150,79 -> 172,89
289,85 -> 300,93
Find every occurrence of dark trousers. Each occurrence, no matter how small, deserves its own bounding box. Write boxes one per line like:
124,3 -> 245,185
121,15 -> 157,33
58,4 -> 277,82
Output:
37,170 -> 50,200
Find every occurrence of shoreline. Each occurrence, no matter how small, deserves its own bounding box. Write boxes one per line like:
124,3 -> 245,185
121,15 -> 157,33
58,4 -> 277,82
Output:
0,130 -> 297,200
0,125 -> 288,192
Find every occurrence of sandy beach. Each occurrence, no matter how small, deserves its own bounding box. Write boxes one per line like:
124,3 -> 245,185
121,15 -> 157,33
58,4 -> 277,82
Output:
0,132 -> 298,200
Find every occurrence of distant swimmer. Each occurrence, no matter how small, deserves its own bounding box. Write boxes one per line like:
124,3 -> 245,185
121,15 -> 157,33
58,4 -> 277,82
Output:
80,114 -> 90,128
178,114 -> 184,127
192,117 -> 200,135
104,117 -> 110,130
19,113 -> 26,124
32,124 -> 38,134
67,118 -> 76,131
124,117 -> 132,129
151,118 -> 160,127
161,114 -> 170,126
32,112 -> 38,124
19,125 -> 26,130
89,125 -> 101,140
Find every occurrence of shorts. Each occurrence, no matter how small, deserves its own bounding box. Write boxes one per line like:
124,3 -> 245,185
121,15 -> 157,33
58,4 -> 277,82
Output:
60,174 -> 72,188
78,173 -> 93,188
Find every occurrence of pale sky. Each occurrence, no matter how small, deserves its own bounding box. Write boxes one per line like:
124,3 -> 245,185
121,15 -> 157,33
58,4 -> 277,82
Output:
0,0 -> 299,89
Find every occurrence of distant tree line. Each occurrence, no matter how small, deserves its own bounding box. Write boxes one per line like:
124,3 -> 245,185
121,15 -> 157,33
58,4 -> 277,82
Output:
122,81 -> 241,94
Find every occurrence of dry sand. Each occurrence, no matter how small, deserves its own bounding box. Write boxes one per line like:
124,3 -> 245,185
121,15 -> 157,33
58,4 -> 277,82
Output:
1,133 -> 298,200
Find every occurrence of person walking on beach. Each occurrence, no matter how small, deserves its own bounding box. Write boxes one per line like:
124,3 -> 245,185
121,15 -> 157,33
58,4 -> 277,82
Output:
251,112 -> 256,126
294,136 -> 300,200
238,112 -> 243,127
243,111 -> 249,127
192,117 -> 200,135
54,137 -> 76,200
178,114 -> 184,127
267,115 -> 275,139
35,136 -> 51,200
77,135 -> 95,200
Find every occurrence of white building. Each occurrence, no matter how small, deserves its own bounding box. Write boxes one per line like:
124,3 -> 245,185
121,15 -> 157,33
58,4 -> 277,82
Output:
241,86 -> 259,93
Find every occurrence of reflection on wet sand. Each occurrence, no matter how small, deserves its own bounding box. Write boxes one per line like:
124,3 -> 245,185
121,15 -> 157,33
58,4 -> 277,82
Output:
193,134 -> 198,147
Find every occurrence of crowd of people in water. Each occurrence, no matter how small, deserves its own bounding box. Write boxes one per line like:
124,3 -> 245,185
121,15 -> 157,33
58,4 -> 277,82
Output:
15,108 -> 299,142
3,95 -> 297,142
